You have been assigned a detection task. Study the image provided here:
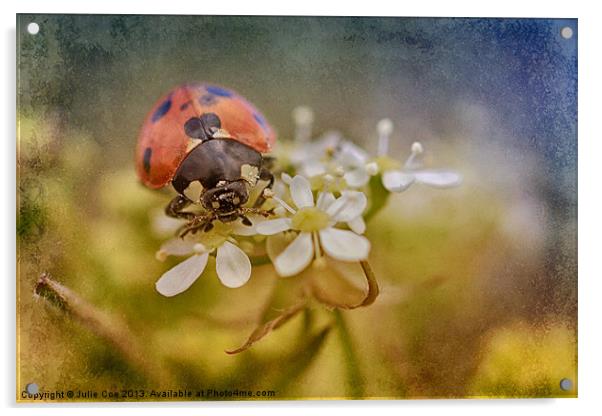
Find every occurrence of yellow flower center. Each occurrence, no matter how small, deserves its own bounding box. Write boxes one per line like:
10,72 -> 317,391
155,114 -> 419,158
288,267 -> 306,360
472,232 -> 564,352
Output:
196,222 -> 230,249
291,207 -> 330,232
310,174 -> 347,193
374,155 -> 401,171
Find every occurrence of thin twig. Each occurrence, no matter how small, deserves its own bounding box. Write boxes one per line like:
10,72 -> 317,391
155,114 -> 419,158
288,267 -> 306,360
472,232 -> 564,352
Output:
310,259 -> 380,310
358,260 -> 379,307
225,301 -> 307,354
35,272 -> 172,385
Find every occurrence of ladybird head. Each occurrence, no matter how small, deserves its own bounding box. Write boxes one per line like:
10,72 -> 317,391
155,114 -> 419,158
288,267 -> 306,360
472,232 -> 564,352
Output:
201,180 -> 249,221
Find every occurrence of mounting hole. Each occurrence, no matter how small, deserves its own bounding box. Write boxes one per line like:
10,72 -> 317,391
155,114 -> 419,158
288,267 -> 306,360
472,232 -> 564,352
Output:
560,26 -> 573,39
27,22 -> 40,35
559,378 -> 573,391
26,383 -> 39,395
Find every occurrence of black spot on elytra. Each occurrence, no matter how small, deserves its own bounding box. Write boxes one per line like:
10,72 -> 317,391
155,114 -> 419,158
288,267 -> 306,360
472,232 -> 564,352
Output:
143,147 -> 152,173
152,97 -> 172,122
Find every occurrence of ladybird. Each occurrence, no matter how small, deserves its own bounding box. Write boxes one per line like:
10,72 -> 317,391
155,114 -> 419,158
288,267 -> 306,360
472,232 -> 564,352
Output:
135,83 -> 277,232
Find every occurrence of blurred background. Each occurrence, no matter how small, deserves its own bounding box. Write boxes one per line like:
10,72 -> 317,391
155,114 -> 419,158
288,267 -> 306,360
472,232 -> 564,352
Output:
17,15 -> 577,399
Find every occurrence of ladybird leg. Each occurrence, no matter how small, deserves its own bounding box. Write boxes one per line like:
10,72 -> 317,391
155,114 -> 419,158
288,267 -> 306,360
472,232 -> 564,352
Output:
165,195 -> 196,220
240,207 -> 275,218
178,213 -> 216,237
239,214 -> 253,227
252,167 -> 275,208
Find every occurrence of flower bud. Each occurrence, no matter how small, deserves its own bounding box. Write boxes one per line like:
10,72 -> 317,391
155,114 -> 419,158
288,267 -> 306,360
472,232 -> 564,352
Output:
411,141 -> 424,154
377,118 -> 394,136
155,250 -> 167,262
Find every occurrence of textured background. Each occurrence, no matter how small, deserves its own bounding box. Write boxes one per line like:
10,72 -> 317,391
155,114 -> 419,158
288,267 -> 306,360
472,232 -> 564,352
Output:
17,15 -> 577,399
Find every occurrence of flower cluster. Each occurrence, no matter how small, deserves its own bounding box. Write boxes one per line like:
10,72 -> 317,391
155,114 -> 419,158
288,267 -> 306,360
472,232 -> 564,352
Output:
153,106 -> 462,299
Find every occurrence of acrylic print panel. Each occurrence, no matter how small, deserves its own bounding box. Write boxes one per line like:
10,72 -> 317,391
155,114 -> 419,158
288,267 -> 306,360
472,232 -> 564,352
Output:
16,14 -> 577,401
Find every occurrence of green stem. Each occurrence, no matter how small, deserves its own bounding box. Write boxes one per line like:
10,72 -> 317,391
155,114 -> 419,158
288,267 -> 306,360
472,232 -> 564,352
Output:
333,309 -> 364,398
364,175 -> 390,221
302,307 -> 313,331
273,326 -> 332,394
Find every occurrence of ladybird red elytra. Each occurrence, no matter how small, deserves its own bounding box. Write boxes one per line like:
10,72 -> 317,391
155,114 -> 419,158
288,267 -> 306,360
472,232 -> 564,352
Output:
135,83 -> 277,233
136,83 -> 276,189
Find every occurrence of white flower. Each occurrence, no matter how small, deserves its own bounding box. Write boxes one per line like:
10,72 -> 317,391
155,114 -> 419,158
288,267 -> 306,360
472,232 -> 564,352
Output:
290,131 -> 342,178
280,173 -> 364,234
255,175 -> 370,277
335,140 -> 376,188
381,140 -> 463,192
336,118 -> 462,192
287,105 -> 347,179
154,221 -> 257,296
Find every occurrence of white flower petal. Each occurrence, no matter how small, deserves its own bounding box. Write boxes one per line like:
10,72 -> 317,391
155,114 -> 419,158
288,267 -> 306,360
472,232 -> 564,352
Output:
231,224 -> 256,236
382,170 -> 415,192
158,238 -> 198,257
319,228 -> 370,261
290,133 -> 341,165
290,175 -> 314,208
314,131 -> 342,151
316,192 -> 336,211
325,195 -> 350,220
255,218 -> 293,235
327,191 -> 367,222
266,233 -> 289,263
274,206 -> 287,216
274,232 -> 314,277
215,241 -> 252,288
155,253 -> 209,297
413,169 -> 463,188
348,216 -> 366,235
337,141 -> 370,165
331,191 -> 368,222
151,211 -> 183,237
344,168 -> 370,188
281,172 -> 293,185
300,160 -> 327,177
230,215 -> 264,236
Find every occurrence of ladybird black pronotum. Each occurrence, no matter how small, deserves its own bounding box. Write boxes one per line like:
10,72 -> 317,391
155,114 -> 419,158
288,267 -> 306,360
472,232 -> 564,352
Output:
135,83 -> 277,233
